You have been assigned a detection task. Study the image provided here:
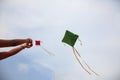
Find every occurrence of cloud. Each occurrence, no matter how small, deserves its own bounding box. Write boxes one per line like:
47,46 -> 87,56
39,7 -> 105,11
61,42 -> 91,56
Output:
18,63 -> 29,73
0,0 -> 120,80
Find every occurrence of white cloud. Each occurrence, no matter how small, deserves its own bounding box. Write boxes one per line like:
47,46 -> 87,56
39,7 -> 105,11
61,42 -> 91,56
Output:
0,26 -> 18,39
18,63 -> 29,73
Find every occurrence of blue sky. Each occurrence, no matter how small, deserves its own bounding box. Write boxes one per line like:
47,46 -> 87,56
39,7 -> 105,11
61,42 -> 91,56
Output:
0,0 -> 120,80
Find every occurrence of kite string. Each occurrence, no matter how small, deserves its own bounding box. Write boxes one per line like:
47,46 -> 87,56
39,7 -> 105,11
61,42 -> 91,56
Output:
41,46 -> 54,56
73,47 -> 99,76
72,47 -> 91,75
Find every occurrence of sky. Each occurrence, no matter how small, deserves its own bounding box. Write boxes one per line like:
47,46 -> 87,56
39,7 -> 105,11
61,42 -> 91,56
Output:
0,0 -> 120,80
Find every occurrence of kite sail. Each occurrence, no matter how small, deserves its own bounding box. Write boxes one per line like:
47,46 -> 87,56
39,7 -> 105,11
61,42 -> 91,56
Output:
35,40 -> 41,45
35,40 -> 54,56
62,30 -> 99,76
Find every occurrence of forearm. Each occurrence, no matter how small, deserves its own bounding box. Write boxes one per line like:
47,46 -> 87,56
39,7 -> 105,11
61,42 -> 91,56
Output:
10,39 -> 27,46
0,46 -> 25,60
0,39 -> 27,47
8,45 -> 25,55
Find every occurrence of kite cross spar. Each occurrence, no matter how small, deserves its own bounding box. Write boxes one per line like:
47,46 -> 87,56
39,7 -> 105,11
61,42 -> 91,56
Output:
62,30 -> 99,76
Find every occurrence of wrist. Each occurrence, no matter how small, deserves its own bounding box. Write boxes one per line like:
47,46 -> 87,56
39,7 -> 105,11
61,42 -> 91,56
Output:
21,45 -> 26,49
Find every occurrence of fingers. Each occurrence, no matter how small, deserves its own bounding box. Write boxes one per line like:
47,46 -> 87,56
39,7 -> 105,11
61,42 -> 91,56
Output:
25,38 -> 33,48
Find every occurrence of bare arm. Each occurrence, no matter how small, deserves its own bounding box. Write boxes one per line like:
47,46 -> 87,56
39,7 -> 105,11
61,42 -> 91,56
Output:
0,45 -> 26,60
0,38 -> 33,60
0,39 -> 31,47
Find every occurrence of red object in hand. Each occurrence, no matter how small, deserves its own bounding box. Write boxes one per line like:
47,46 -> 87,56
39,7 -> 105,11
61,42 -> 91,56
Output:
35,40 -> 40,46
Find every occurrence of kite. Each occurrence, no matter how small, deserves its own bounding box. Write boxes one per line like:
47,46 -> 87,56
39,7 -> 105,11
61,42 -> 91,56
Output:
62,30 -> 99,76
35,40 -> 54,56
35,40 -> 41,45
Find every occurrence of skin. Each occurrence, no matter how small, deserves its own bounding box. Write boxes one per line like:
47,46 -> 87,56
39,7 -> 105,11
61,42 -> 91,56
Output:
0,38 -> 33,60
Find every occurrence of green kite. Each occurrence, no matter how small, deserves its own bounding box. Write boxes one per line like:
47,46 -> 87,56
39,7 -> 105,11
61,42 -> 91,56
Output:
62,30 -> 79,47
62,30 -> 99,76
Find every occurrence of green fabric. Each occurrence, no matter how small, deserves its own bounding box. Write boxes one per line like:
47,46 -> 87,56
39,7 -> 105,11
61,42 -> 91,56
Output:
62,30 -> 79,47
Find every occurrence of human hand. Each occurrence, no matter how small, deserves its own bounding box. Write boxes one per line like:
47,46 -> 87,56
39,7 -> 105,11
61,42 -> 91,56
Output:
25,38 -> 33,48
